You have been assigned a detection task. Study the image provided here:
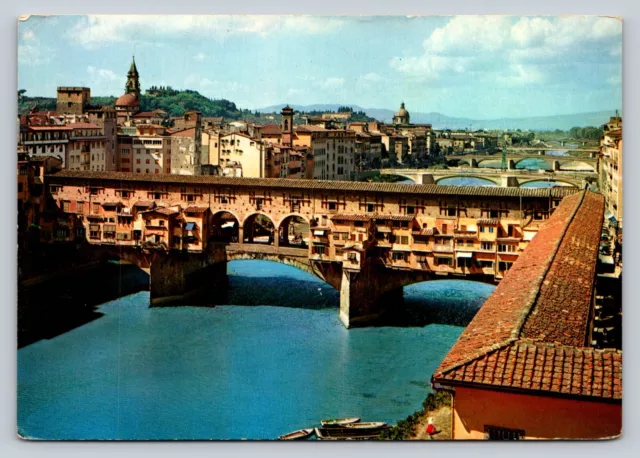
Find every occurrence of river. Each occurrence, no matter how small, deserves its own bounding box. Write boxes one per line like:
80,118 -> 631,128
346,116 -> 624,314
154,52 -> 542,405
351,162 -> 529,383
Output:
18,260 -> 494,440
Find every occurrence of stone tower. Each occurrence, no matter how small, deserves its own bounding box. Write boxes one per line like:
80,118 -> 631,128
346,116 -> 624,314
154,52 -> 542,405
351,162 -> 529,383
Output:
125,56 -> 141,100
281,105 -> 294,147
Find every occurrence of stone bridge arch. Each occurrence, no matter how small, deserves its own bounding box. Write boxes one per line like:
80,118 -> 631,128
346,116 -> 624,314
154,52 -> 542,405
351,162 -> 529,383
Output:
210,210 -> 241,244
277,213 -> 311,248
242,212 -> 276,245
518,179 -> 579,189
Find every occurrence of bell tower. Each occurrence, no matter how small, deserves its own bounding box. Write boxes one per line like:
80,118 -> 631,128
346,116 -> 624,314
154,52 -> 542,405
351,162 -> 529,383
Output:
281,105 -> 294,147
125,56 -> 141,100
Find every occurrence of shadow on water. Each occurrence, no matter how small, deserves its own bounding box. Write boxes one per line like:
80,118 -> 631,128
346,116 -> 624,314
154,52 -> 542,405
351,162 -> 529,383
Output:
18,262 -> 149,348
222,261 -> 495,328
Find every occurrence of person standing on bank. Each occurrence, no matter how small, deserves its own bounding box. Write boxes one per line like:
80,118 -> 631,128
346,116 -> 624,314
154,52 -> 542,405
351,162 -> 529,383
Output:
426,417 -> 437,439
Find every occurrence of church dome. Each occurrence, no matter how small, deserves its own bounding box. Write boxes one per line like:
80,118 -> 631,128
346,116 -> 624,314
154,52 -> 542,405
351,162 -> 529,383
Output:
116,93 -> 139,107
395,102 -> 409,118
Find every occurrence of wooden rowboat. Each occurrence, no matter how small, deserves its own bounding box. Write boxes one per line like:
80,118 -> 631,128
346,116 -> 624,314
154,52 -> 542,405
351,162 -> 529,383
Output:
344,421 -> 387,430
320,417 -> 361,427
278,428 -> 315,440
315,427 -> 382,441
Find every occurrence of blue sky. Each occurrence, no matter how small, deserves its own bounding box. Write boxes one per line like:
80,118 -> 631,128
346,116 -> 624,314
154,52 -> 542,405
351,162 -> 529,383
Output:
18,15 -> 622,119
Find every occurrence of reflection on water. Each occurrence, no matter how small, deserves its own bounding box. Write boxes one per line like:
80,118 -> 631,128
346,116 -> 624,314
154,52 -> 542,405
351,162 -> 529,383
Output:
18,261 -> 495,440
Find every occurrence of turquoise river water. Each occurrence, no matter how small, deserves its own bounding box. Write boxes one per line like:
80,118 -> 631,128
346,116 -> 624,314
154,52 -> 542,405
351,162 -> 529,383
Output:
18,260 -> 494,440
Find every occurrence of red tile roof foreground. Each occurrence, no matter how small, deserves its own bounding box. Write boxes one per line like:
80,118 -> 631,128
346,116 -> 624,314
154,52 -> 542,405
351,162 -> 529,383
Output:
433,191 -> 621,401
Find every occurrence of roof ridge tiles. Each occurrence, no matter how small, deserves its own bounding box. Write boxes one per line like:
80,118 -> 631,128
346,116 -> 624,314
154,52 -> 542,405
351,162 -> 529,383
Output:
433,191 -> 588,378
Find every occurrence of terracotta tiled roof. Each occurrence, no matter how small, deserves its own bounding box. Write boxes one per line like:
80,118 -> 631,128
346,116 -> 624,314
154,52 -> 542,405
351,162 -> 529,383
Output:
433,191 -> 619,400
46,171 -> 579,199
184,206 -> 209,214
171,127 -> 196,137
27,126 -> 72,131
133,200 -> 154,208
67,122 -> 100,129
477,218 -> 500,226
260,124 -> 282,135
374,214 -> 415,222
413,227 -> 438,236
115,93 -> 139,107
331,214 -> 373,222
146,207 -> 179,216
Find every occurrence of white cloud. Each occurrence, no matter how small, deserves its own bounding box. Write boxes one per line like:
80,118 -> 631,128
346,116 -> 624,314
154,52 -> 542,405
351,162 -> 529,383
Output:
87,65 -> 119,81
68,15 -> 344,49
193,52 -> 207,61
389,16 -> 622,85
18,44 -> 52,66
361,72 -> 384,83
184,73 -> 247,97
315,77 -> 345,90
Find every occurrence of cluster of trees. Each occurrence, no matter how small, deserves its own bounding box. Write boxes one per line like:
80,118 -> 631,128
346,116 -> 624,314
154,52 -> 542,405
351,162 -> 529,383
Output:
145,85 -> 181,97
139,90 -> 247,118
569,126 -> 603,140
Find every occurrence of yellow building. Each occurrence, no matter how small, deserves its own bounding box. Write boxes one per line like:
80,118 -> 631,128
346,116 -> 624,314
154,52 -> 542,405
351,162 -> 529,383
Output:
599,116 -> 622,228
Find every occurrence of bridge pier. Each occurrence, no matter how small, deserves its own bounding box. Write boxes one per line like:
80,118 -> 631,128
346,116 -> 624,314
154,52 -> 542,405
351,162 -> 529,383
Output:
507,159 -> 516,170
420,174 -> 435,185
150,246 -> 228,306
501,176 -> 519,187
339,265 -> 404,328
470,159 -> 478,168
553,160 -> 561,171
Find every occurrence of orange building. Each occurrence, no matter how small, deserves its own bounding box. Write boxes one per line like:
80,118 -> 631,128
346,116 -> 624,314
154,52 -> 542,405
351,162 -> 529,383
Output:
432,191 -> 622,440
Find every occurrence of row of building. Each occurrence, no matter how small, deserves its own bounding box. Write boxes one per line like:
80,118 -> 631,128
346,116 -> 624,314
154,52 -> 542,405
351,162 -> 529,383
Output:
18,57 -> 503,184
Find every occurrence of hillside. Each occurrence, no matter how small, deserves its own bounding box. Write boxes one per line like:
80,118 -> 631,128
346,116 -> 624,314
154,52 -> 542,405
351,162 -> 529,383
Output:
17,90 -> 260,121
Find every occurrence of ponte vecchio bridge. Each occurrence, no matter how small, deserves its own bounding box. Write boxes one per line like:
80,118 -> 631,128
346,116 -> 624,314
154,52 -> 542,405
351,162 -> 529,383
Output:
47,171 -> 582,327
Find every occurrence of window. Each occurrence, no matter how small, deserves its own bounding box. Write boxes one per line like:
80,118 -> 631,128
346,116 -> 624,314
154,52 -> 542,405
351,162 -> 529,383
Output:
62,201 -> 70,212
397,236 -> 409,245
136,159 -> 141,164
478,260 -> 494,268
498,261 -> 513,272
442,224 -> 448,234
481,242 -> 493,251
392,252 -> 407,261
447,207 -> 456,217
490,210 -> 499,219
485,426 -> 524,441
312,245 -> 326,255
488,226 -> 494,233
498,244 -> 516,253
146,159 -> 150,164
479,226 -> 485,233
435,257 -> 453,266
328,202 -> 337,211
367,203 -> 375,212
92,203 -> 100,214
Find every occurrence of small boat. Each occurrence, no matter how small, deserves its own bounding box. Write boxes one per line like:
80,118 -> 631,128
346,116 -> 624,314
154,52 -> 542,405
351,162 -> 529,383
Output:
278,428 -> 315,440
320,417 -> 361,427
344,421 -> 387,430
315,427 -> 382,441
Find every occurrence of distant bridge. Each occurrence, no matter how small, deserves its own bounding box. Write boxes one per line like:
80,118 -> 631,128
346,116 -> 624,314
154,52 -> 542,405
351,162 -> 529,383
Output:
446,153 -> 598,172
378,167 -> 597,188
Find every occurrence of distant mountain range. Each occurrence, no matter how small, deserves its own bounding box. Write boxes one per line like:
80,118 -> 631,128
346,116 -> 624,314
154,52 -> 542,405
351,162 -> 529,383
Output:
255,104 -> 618,131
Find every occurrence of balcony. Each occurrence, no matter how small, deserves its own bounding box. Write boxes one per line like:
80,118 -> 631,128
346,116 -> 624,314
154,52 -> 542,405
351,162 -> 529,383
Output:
433,244 -> 454,253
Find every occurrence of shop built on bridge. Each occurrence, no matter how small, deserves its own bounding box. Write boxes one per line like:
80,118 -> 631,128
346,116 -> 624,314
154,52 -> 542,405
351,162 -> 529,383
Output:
44,171 -> 582,327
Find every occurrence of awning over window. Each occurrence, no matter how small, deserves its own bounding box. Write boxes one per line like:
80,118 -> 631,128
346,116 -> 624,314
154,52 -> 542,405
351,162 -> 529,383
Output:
103,224 -> 116,232
89,224 -> 100,231
376,227 -> 392,233
221,221 -> 235,229
184,222 -> 196,231
313,230 -> 326,236
456,252 -> 473,258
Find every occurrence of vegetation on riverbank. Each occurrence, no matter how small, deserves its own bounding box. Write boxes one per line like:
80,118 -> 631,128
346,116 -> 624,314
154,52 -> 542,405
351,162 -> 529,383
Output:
378,391 -> 452,440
